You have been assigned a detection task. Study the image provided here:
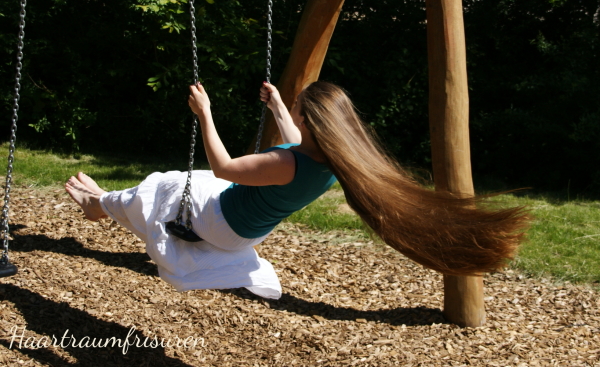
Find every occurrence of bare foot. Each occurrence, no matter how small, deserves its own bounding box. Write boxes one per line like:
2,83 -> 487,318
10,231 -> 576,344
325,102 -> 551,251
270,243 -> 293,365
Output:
77,172 -> 106,196
65,176 -> 107,221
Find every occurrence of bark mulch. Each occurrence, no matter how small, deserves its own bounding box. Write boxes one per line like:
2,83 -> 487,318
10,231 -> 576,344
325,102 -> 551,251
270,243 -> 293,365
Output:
0,187 -> 599,366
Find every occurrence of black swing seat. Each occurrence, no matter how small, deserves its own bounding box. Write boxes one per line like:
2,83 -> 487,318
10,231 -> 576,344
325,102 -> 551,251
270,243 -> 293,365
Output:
0,261 -> 18,278
165,221 -> 203,242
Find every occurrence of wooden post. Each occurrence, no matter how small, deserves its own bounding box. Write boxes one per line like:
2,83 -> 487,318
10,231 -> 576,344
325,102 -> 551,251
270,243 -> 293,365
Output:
247,0 -> 345,153
426,0 -> 485,327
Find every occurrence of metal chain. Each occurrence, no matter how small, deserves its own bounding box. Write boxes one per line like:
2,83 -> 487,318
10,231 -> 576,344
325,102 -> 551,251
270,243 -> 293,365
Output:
254,0 -> 273,154
174,0 -> 200,230
1,0 -> 27,265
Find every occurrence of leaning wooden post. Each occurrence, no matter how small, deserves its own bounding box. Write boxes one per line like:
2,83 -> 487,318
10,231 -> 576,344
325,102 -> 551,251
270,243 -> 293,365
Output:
247,0 -> 345,153
426,0 -> 485,327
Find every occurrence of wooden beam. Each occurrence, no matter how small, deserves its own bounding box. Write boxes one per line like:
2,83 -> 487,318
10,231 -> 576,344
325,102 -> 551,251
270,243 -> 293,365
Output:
248,0 -> 345,153
426,0 -> 485,327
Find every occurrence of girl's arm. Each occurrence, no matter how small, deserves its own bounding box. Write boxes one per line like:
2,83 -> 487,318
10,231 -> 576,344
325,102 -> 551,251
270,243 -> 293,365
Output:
260,82 -> 302,144
188,83 -> 295,186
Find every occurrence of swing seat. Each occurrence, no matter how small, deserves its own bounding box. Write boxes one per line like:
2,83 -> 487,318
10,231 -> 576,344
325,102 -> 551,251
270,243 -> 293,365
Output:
165,221 -> 203,242
0,261 -> 18,278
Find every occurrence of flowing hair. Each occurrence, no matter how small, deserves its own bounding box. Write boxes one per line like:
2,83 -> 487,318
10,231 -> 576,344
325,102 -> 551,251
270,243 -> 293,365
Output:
299,81 -> 530,276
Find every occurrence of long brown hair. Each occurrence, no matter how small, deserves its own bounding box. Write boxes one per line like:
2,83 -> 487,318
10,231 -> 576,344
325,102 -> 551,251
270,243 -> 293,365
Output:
299,81 -> 530,276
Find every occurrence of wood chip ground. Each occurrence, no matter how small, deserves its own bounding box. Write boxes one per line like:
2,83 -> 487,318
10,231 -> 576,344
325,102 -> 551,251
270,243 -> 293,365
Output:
1,187 -> 599,366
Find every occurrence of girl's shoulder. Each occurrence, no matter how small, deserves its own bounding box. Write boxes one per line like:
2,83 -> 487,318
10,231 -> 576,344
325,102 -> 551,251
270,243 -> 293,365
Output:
264,144 -> 326,165
262,143 -> 298,153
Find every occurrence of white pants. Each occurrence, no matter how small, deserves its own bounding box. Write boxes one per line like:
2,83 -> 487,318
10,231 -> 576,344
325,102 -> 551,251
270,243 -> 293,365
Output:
99,170 -> 281,299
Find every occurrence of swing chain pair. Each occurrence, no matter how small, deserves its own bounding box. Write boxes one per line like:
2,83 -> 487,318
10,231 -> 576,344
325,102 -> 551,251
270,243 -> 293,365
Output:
1,0 -> 27,267
173,0 -> 200,232
254,0 -> 273,155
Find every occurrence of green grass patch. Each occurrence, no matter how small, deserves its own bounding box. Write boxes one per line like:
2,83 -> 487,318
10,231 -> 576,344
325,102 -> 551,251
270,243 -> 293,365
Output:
285,182 -> 367,232
0,143 -> 209,191
493,194 -> 600,284
1,144 -> 598,286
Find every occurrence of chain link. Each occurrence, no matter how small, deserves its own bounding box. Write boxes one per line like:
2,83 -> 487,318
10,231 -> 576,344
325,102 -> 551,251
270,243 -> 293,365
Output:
1,0 -> 27,265
254,0 -> 273,154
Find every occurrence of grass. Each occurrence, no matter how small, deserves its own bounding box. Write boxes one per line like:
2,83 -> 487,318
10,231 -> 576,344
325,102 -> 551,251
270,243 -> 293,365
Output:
494,194 -> 600,284
0,143 -> 209,191
287,183 -> 366,232
1,143 -> 599,286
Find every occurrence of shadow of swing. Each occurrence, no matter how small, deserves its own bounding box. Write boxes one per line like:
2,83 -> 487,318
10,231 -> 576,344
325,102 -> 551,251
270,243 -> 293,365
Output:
0,285 -> 195,367
8,232 -> 447,327
9,232 -> 158,277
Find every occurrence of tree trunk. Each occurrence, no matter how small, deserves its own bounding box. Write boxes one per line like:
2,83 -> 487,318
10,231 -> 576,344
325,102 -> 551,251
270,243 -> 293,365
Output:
426,0 -> 485,327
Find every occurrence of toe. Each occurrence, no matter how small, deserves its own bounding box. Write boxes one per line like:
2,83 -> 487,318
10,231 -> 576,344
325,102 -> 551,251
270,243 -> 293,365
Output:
68,176 -> 81,186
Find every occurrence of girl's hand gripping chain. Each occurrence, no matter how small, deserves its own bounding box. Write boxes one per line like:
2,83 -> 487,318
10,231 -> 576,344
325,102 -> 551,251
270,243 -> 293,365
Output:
188,83 -> 210,115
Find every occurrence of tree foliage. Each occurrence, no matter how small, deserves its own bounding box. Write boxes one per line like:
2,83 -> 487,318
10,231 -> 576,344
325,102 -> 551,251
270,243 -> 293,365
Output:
1,0 -> 598,194
464,0 -> 600,194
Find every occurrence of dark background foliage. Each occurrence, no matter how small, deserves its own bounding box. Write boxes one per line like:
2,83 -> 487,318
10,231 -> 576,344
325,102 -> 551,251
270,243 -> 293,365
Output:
1,0 -> 598,196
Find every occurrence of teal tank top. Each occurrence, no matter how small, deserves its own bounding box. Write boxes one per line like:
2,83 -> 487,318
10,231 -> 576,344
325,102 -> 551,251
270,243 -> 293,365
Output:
219,144 -> 337,238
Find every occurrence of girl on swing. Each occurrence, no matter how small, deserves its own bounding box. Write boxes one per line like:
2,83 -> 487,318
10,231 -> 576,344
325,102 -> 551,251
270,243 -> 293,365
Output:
66,81 -> 528,299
